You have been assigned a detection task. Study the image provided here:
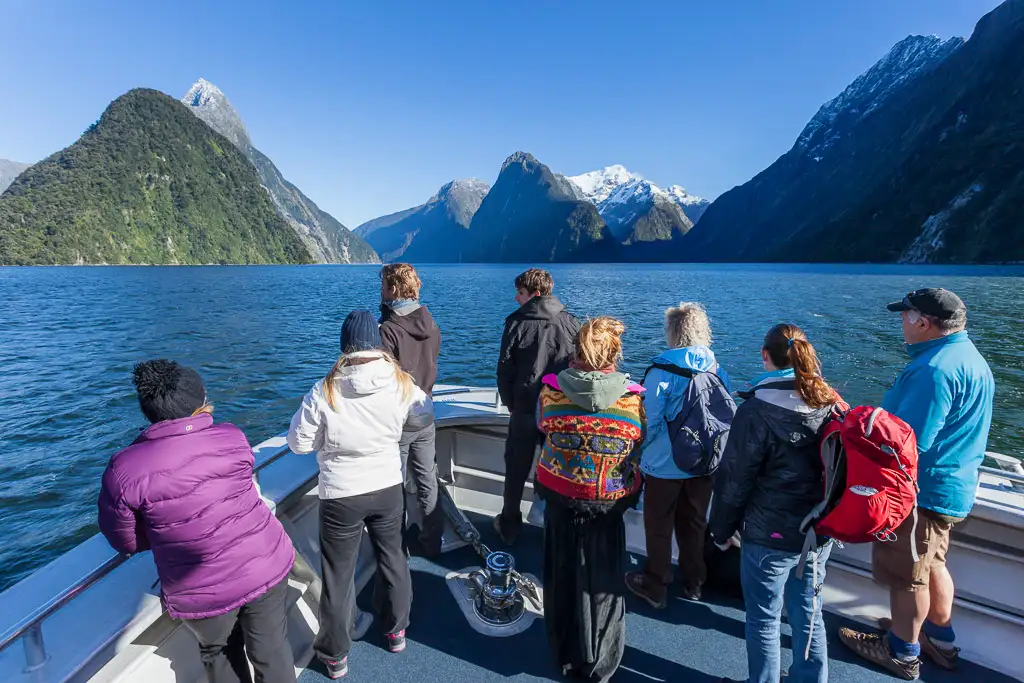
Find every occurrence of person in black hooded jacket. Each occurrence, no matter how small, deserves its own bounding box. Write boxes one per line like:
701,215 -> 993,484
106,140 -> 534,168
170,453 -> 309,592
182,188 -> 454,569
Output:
710,323 -> 841,683
379,264 -> 444,555
493,268 -> 580,545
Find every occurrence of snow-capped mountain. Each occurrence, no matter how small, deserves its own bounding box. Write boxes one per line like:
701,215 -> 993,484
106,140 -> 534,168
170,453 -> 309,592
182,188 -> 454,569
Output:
355,178 -> 491,262
0,159 -> 31,195
666,185 -> 711,224
181,79 -> 378,263
568,165 -> 642,204
598,177 -> 693,244
797,35 -> 963,160
566,165 -> 708,241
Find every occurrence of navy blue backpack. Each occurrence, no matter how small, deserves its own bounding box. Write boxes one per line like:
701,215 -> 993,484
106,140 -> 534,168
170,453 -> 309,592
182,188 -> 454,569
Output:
643,363 -> 737,476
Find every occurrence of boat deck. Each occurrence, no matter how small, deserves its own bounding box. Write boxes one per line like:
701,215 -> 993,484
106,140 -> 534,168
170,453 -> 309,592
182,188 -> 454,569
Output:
297,513 -> 1012,683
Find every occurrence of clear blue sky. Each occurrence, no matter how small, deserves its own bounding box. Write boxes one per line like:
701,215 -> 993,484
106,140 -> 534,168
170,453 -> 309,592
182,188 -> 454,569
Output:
0,0 -> 1002,227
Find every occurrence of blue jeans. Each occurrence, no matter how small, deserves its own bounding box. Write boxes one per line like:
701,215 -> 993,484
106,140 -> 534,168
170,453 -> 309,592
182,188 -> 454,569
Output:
740,540 -> 832,683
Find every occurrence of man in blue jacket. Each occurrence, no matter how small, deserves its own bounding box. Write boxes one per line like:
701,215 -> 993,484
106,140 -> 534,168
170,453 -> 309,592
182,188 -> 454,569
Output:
840,288 -> 994,681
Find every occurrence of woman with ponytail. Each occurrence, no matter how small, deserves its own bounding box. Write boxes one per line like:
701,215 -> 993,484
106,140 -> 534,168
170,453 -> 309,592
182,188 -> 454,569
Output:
709,323 -> 841,683
534,316 -> 646,682
288,310 -> 433,679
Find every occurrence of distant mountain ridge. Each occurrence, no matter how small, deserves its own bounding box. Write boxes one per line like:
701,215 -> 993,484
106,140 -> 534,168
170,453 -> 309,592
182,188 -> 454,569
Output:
0,159 -> 31,195
0,89 -> 312,265
683,12 -> 1024,264
355,178 -> 490,262
357,158 -> 710,263
181,79 -> 378,263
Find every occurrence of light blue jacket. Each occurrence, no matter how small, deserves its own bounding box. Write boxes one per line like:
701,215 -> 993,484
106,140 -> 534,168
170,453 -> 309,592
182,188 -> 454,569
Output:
640,346 -> 732,480
882,331 -> 994,518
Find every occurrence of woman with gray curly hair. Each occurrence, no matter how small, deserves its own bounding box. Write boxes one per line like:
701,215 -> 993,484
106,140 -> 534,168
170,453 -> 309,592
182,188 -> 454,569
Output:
625,302 -> 734,609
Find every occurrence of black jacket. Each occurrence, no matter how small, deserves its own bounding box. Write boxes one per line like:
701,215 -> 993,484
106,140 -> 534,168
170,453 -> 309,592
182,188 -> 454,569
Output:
496,295 -> 580,414
709,380 -> 832,552
379,305 -> 441,393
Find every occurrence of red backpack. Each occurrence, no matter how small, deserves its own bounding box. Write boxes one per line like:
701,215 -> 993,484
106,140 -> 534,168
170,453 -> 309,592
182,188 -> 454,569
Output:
798,405 -> 920,574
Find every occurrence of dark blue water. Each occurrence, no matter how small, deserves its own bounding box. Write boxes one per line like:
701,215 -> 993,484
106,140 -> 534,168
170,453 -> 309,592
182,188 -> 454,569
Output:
1,263 -> 1022,592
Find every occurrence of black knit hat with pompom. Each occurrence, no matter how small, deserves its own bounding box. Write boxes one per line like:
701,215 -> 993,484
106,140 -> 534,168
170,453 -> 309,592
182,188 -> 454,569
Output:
132,359 -> 207,423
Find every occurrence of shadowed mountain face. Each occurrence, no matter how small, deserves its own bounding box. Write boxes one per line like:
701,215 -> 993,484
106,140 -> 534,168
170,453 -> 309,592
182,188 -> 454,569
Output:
462,152 -> 617,263
687,4 -> 1024,264
0,89 -> 312,265
355,179 -> 490,262
182,79 -> 378,263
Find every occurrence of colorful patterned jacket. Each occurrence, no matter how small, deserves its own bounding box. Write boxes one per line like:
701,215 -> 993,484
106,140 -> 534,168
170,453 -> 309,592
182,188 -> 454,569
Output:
535,371 -> 646,507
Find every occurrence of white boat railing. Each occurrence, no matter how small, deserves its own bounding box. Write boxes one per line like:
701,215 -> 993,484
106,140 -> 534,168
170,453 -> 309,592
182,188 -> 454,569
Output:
0,441 -> 296,673
0,386 -> 499,673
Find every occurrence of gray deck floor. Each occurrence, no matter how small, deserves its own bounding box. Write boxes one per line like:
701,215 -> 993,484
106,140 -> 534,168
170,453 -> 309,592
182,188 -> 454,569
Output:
298,513 -> 1011,682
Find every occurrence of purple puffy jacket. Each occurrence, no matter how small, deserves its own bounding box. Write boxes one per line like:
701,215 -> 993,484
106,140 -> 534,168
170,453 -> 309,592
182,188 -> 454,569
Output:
97,413 -> 294,620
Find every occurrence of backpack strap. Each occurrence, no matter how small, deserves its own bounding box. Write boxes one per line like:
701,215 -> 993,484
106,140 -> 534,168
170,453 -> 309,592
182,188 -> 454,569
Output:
642,362 -> 695,384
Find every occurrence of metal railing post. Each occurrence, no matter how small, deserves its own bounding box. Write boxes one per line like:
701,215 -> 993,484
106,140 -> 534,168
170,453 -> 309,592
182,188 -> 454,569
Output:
22,623 -> 48,672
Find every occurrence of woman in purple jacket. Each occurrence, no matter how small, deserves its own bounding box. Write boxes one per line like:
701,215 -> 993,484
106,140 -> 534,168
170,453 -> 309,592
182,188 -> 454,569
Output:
98,360 -> 296,683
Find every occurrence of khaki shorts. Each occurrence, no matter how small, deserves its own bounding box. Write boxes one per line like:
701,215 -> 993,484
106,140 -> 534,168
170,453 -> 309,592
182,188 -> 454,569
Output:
871,508 -> 962,592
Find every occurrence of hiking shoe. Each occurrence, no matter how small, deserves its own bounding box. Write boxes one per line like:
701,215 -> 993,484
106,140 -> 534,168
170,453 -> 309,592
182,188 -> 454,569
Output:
386,629 -> 407,653
350,609 -> 372,641
838,627 -> 920,680
681,583 -> 702,602
624,572 -> 667,609
492,514 -> 519,546
319,656 -> 348,679
878,617 -> 960,670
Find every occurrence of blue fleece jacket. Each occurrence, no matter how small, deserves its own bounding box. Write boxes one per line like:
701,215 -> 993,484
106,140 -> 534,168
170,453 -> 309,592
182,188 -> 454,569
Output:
640,346 -> 731,480
881,331 -> 994,518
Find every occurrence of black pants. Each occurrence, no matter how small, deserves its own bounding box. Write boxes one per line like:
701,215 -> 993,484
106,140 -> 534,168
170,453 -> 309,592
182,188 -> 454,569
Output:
642,474 -> 714,597
182,577 -> 295,683
543,503 -> 627,683
500,410 -> 544,526
400,423 -> 444,541
316,485 -> 412,661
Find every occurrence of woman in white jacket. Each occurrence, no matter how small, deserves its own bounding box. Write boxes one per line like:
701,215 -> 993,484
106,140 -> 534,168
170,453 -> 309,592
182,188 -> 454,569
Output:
288,310 -> 433,679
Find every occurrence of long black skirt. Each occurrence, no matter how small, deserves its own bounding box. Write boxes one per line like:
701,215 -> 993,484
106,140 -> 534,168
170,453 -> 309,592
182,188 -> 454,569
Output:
543,502 -> 626,682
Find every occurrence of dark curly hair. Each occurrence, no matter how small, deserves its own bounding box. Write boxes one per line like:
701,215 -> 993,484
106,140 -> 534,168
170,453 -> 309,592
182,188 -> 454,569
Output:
132,359 -> 208,423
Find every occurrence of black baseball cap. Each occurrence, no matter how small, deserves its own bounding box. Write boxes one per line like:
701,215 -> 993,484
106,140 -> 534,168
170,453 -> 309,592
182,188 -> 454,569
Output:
887,288 -> 966,320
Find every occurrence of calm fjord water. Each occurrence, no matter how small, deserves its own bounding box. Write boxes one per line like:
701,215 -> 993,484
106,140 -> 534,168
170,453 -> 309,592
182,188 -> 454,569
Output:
1,263 -> 1022,591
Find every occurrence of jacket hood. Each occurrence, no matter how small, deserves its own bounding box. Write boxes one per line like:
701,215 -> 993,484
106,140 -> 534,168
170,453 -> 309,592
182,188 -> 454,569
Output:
653,346 -> 718,372
514,295 -> 566,322
555,368 -> 631,412
335,356 -> 397,396
746,369 -> 832,446
380,305 -> 436,342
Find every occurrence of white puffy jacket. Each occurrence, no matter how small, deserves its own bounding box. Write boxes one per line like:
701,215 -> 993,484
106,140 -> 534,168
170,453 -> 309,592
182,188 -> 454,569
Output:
287,354 -> 433,499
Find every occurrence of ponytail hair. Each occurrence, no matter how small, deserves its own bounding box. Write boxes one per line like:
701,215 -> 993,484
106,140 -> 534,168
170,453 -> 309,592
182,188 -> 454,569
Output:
322,351 -> 415,411
575,316 -> 625,371
763,323 -> 836,409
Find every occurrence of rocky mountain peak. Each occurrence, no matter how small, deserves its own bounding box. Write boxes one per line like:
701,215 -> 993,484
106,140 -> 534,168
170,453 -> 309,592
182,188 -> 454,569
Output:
0,158 -> 31,195
500,151 -> 538,172
181,78 -> 251,151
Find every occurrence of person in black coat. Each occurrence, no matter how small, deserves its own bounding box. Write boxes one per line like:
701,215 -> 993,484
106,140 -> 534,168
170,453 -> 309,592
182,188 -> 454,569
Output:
710,323 -> 841,683
493,268 -> 580,545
